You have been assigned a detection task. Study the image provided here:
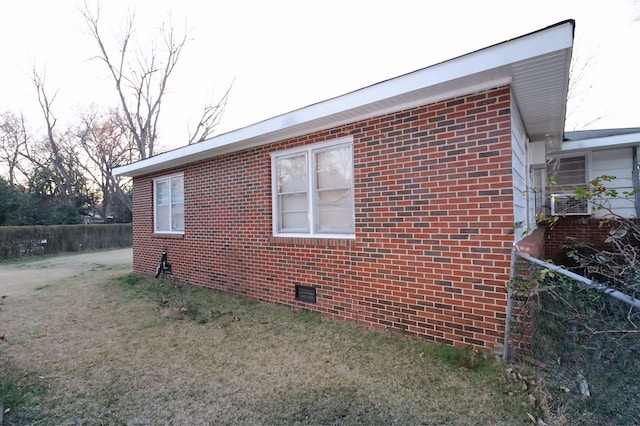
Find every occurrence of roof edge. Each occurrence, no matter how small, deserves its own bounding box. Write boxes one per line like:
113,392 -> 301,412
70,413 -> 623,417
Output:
115,20 -> 575,177
561,128 -> 640,152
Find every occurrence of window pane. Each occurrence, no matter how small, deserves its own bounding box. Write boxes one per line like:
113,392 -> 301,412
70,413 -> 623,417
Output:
279,193 -> 308,231
281,193 -> 307,212
316,146 -> 352,189
156,204 -> 170,232
172,202 -> 184,231
547,157 -> 586,186
281,211 -> 308,230
278,154 -> 307,193
315,189 -> 353,233
171,176 -> 184,203
156,180 -> 169,205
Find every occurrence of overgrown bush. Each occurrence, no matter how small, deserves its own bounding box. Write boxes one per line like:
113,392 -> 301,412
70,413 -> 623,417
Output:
519,266 -> 640,425
0,224 -> 132,261
553,175 -> 640,298
511,175 -> 640,424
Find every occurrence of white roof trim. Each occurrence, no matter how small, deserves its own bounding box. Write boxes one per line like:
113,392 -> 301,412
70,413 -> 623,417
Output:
561,132 -> 640,151
115,21 -> 574,177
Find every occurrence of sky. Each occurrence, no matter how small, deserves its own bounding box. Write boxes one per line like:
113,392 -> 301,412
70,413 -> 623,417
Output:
1,0 -> 639,152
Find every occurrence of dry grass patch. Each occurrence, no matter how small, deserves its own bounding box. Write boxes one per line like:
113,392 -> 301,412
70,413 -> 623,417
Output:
1,265 -> 542,425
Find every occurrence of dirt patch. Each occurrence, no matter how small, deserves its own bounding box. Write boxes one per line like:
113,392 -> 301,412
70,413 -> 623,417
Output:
0,249 -> 132,297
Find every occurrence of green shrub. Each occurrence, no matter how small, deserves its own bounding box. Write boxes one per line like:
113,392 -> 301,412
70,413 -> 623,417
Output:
0,224 -> 132,261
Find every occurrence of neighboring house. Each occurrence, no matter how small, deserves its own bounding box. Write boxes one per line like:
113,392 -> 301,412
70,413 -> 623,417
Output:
540,128 -> 640,263
82,211 -> 115,224
114,21 -> 575,353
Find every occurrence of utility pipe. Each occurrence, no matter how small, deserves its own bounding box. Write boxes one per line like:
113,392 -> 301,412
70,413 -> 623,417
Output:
514,250 -> 640,310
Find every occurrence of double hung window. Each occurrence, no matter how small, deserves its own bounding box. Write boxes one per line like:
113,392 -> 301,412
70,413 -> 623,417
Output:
154,173 -> 184,233
272,137 -> 354,238
546,155 -> 590,215
546,155 -> 587,190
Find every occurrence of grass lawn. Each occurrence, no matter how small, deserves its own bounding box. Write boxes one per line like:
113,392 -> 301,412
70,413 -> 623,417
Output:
1,261 -> 545,425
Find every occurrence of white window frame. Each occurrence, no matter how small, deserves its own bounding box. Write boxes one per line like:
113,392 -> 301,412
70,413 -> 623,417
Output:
546,154 -> 589,188
153,173 -> 185,234
271,137 -> 355,239
546,153 -> 591,216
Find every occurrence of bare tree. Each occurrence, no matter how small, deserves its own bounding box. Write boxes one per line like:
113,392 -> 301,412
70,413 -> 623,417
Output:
0,111 -> 31,185
31,69 -> 77,208
188,84 -> 232,145
80,2 -> 230,158
76,108 -> 134,217
565,53 -> 603,131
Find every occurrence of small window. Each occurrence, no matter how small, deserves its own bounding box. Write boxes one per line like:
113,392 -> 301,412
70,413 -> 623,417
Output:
272,137 -> 354,238
154,173 -> 184,233
546,155 -> 590,215
546,155 -> 587,189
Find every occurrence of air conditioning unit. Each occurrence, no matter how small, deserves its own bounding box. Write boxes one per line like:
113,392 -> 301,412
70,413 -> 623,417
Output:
550,193 -> 590,216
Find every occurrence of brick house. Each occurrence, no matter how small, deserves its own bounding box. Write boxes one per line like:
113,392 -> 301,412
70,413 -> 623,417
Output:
114,21 -> 575,352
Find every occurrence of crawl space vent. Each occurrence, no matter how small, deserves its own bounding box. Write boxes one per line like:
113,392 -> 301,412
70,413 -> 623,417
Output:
295,285 -> 317,303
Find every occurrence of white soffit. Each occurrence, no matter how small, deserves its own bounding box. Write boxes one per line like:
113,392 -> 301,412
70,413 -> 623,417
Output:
115,20 -> 574,177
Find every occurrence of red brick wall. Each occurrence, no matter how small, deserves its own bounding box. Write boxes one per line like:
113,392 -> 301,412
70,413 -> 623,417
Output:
543,216 -> 611,265
132,86 -> 514,350
516,227 -> 545,259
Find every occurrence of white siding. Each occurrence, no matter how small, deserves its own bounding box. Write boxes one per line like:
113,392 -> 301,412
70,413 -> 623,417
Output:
591,148 -> 636,218
511,101 -> 531,241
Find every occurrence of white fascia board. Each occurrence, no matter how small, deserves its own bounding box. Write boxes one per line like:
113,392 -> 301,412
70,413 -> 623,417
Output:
114,21 -> 574,177
562,132 -> 640,152
114,75 -> 511,177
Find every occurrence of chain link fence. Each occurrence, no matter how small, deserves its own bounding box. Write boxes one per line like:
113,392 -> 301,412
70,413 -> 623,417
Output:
508,257 -> 639,425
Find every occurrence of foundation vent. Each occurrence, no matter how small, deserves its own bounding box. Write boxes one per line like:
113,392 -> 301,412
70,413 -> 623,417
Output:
295,285 -> 317,303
